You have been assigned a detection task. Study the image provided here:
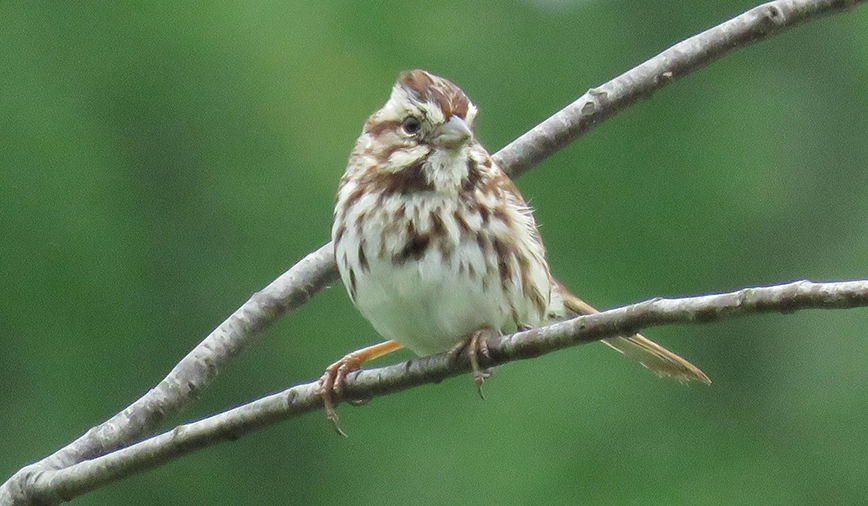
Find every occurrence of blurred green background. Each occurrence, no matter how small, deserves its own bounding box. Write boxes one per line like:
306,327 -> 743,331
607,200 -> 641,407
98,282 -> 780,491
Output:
2,1 -> 868,504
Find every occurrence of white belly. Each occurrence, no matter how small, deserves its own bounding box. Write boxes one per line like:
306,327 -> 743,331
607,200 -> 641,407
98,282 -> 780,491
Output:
350,241 -> 515,355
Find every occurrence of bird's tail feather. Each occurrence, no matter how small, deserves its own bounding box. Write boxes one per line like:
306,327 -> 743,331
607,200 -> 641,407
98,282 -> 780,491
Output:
552,279 -> 711,385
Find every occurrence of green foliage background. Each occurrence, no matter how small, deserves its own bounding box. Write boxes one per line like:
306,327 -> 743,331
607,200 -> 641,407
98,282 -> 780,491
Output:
2,1 -> 868,504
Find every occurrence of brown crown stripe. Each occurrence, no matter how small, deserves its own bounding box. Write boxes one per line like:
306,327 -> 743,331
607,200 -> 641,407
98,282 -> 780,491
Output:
399,70 -> 470,120
399,70 -> 435,95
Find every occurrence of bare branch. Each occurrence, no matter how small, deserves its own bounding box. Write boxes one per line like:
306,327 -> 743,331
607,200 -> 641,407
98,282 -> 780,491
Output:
0,243 -> 338,504
495,0 -> 867,179
2,0 -> 865,504
20,280 -> 868,505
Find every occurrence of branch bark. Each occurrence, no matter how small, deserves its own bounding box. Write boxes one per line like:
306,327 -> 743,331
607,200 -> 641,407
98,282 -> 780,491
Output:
2,0 -> 865,504
19,280 -> 868,504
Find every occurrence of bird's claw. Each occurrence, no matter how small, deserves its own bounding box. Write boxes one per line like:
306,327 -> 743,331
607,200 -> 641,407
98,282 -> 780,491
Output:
318,356 -> 364,437
449,328 -> 495,400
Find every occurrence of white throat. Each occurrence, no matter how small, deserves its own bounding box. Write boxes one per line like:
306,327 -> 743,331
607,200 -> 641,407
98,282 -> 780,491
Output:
423,145 -> 471,194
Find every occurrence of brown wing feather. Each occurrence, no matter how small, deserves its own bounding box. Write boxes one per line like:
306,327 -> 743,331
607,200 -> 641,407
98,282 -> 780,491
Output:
554,280 -> 710,385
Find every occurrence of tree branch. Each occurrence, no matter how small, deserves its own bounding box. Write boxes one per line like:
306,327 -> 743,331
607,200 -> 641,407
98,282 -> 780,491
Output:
19,280 -> 868,505
495,0 -> 866,179
0,243 -> 339,505
2,0 -> 865,504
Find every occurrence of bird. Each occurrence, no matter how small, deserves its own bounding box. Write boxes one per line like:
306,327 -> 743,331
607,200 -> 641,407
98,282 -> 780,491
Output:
320,70 -> 709,433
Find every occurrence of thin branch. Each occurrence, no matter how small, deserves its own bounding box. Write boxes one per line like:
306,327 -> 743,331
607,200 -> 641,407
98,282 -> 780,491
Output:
0,243 -> 338,503
2,0 -> 865,504
495,0 -> 866,179
21,280 -> 868,505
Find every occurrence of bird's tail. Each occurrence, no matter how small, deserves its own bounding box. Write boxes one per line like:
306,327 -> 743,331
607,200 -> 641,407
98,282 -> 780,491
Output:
551,279 -> 711,385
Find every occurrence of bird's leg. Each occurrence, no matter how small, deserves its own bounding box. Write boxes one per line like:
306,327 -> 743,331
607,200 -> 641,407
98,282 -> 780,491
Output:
318,340 -> 403,436
448,327 -> 496,400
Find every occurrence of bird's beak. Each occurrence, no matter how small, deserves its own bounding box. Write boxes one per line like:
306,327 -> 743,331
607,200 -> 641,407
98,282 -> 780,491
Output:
434,116 -> 473,149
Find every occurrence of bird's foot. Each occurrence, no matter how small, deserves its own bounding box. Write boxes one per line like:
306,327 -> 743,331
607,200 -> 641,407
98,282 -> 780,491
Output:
448,327 -> 495,400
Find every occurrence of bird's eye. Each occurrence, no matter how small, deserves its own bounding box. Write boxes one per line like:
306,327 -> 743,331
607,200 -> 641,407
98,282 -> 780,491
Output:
402,116 -> 422,135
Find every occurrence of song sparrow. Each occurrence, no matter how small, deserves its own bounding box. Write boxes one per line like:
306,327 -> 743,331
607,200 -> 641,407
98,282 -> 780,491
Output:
320,70 -> 709,431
